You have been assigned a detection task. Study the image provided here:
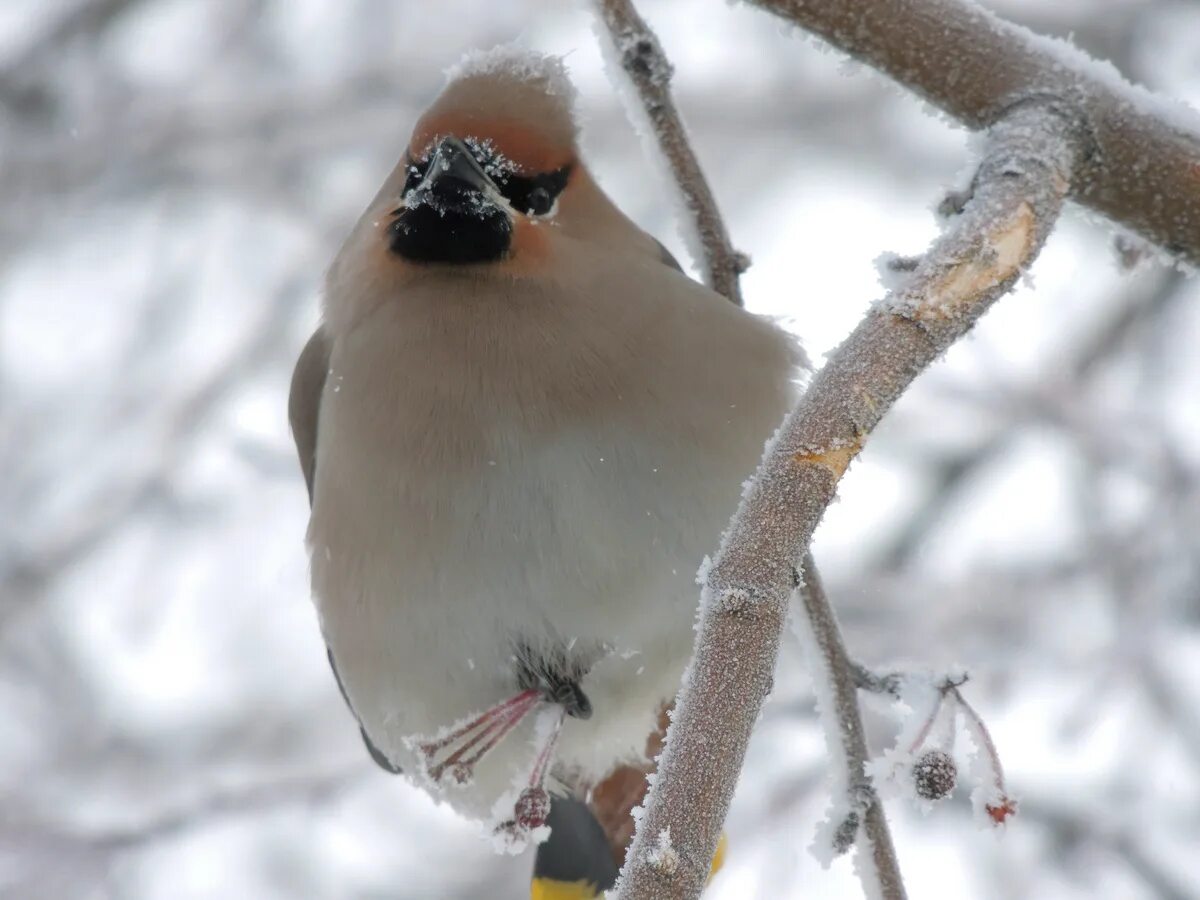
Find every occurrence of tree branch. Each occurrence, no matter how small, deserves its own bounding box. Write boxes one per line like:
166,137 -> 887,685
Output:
593,0 -> 749,304
792,556 -> 905,895
615,98 -> 1083,900
747,0 -> 1200,265
595,0 -> 907,891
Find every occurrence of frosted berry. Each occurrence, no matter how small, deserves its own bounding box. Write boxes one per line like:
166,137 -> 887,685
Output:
912,750 -> 957,800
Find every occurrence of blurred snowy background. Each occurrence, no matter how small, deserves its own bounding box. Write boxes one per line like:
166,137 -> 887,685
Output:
3,0 -> 1199,897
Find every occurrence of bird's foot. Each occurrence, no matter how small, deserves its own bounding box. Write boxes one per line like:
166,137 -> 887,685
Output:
413,652 -> 591,842
414,678 -> 582,794
416,688 -> 542,785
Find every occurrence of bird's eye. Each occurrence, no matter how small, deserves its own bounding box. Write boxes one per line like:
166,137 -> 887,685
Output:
525,187 -> 553,216
499,165 -> 572,217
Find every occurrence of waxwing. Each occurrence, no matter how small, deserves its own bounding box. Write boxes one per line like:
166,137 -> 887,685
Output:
289,46 -> 805,889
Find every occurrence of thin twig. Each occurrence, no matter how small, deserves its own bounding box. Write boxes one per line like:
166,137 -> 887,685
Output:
793,556 -> 906,895
593,0 -> 749,304
615,98 -> 1082,900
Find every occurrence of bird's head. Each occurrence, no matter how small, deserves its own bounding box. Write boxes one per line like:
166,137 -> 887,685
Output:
325,48 -> 666,330
387,50 -> 580,268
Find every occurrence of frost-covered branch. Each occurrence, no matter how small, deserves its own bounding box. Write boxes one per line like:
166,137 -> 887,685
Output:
747,0 -> 1200,265
592,0 -> 749,304
615,99 -> 1083,900
593,1 -> 904,889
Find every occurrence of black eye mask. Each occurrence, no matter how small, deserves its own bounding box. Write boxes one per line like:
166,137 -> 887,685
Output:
494,166 -> 572,216
401,154 -> 572,217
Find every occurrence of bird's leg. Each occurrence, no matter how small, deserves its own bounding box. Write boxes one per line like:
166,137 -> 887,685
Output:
417,688 -> 541,785
497,704 -> 566,837
418,644 -> 595,839
511,672 -> 589,828
492,647 -> 594,837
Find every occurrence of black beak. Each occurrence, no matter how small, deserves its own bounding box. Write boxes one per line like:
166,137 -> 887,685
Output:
416,136 -> 499,205
389,136 -> 513,264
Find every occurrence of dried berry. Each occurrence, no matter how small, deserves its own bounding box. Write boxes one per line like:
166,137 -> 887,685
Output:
986,796 -> 1018,825
912,750 -> 957,800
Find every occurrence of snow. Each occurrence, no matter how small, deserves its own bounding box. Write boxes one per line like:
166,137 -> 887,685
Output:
873,251 -> 920,294
446,43 -> 578,107
1015,15 -> 1200,139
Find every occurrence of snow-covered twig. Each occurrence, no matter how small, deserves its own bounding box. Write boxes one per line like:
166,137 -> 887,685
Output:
615,99 -> 1082,900
792,559 -> 905,896
953,687 -> 1017,826
747,0 -> 1200,265
592,0 -> 749,304
863,669 -> 1016,827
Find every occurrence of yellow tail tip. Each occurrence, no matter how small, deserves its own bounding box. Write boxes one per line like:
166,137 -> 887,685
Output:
709,833 -> 728,881
531,877 -> 604,900
530,833 -> 727,899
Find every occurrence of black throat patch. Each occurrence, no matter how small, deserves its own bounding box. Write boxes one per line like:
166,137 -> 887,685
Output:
388,196 -> 512,264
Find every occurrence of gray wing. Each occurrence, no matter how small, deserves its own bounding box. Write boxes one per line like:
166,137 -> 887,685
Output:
653,237 -> 684,274
288,327 -> 331,503
289,327 -> 401,774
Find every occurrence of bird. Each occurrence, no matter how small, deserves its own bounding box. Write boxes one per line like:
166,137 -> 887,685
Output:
289,47 -> 803,896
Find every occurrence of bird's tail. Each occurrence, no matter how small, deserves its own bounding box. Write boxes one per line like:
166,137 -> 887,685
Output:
531,795 -> 727,899
531,795 -> 618,899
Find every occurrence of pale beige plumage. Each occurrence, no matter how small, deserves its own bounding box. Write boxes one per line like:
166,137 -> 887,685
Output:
290,49 -> 804,828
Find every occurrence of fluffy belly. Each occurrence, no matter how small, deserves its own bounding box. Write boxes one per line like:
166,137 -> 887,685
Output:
308,430 -> 714,822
